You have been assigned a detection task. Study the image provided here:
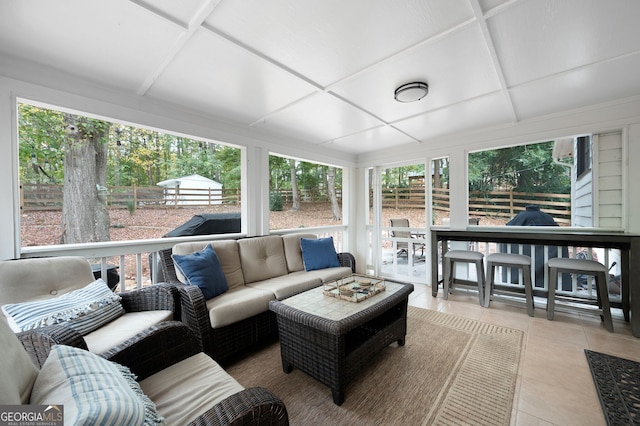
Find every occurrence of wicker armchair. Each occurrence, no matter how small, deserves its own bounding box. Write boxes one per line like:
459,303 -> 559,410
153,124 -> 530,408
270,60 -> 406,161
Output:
4,320 -> 289,425
0,256 -> 180,366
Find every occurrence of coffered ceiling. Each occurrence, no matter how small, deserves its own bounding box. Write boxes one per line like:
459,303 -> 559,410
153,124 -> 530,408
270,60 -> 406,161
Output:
1,0 -> 639,155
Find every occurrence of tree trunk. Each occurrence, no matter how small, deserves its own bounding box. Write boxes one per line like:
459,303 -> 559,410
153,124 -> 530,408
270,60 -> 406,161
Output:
290,159 -> 300,211
61,114 -> 111,244
327,167 -> 341,220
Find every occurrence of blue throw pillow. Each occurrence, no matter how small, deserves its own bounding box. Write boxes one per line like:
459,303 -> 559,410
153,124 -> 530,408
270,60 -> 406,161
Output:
301,237 -> 340,271
172,244 -> 228,299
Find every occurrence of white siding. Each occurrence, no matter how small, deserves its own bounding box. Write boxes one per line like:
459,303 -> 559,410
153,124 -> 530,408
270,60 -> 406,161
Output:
573,166 -> 593,227
597,132 -> 623,228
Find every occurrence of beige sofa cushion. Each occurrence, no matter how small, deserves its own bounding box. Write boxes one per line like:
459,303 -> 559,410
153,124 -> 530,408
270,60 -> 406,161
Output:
246,273 -> 322,300
238,236 -> 288,284
140,352 -> 244,426
282,233 -> 317,272
84,310 -> 173,355
172,240 -> 245,289
301,266 -> 354,283
0,319 -> 38,404
205,286 -> 274,328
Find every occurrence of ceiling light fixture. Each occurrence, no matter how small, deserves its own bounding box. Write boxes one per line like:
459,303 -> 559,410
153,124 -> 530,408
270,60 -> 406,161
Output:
394,82 -> 429,103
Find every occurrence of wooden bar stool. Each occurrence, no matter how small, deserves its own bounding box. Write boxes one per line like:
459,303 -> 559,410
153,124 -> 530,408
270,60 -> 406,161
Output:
443,250 -> 485,306
547,257 -> 614,332
485,253 -> 534,316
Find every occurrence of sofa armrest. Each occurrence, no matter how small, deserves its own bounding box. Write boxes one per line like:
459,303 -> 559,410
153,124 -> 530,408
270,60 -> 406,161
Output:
101,320 -> 199,381
17,325 -> 88,368
187,387 -> 289,426
158,248 -> 182,284
119,283 -> 180,319
338,252 -> 356,273
177,284 -> 213,355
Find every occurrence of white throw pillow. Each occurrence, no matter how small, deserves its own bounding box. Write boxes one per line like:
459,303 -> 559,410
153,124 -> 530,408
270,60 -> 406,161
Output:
1,279 -> 124,334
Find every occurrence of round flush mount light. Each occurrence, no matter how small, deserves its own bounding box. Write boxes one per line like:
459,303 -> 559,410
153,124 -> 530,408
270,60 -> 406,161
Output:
394,82 -> 429,103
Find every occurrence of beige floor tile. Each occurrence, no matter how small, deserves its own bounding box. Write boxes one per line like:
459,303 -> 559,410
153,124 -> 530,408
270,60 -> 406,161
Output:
518,374 -> 604,426
514,410 -> 556,426
407,283 -> 639,426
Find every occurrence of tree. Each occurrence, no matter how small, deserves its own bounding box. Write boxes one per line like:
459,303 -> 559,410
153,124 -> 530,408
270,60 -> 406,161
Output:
327,166 -> 341,220
60,114 -> 111,244
289,159 -> 300,211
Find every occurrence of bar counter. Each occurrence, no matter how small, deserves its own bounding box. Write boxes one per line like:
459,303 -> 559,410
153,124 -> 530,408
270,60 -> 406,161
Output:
430,227 -> 640,337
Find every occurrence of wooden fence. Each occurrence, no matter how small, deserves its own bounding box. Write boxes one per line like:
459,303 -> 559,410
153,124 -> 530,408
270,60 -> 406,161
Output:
20,184 -> 338,211
21,183 -> 570,224
20,183 -> 241,211
434,187 -> 571,224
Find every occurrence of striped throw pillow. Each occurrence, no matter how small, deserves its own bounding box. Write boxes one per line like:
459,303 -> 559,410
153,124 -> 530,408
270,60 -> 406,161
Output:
31,345 -> 164,425
1,279 -> 124,335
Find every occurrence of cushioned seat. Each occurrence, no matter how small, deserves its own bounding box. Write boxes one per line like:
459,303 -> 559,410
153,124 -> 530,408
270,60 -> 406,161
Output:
168,233 -> 356,362
547,257 -> 613,332
0,256 -> 179,366
206,286 -> 275,328
443,250 -> 485,306
0,319 -> 289,425
485,253 -> 534,315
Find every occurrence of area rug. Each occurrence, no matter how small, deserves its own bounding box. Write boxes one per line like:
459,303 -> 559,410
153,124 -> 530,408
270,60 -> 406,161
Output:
584,349 -> 640,425
226,306 -> 523,425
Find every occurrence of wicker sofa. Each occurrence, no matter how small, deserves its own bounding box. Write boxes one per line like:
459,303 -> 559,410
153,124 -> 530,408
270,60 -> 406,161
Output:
1,318 -> 289,425
0,256 -> 180,365
161,233 -> 356,362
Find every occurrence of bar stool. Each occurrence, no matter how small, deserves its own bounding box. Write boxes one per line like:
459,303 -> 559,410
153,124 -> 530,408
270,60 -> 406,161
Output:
443,250 -> 485,306
547,257 -> 614,332
485,253 -> 534,315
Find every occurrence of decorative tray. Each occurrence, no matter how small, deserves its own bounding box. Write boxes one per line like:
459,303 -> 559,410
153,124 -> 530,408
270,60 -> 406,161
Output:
323,274 -> 386,302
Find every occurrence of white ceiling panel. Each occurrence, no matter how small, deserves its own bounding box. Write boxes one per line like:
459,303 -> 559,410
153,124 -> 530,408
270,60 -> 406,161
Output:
1,1 -> 639,156
394,92 -> 513,141
253,93 -> 383,144
489,0 -> 640,86
0,0 -> 185,92
147,28 -> 318,124
130,0 -> 211,28
204,0 -> 474,86
327,125 -> 417,154
511,53 -> 640,120
331,23 -> 502,123
478,0 -> 510,14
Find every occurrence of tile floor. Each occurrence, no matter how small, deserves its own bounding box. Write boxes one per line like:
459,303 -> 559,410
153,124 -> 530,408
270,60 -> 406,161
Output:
408,283 -> 640,426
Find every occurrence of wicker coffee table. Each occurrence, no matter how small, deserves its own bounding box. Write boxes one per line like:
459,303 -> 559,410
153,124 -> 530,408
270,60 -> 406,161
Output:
269,280 -> 414,405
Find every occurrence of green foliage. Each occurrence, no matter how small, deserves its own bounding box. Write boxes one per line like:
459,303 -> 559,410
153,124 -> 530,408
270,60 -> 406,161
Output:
18,104 -> 66,184
19,103 -> 242,191
468,141 -> 570,193
268,154 -> 342,199
269,191 -> 283,211
381,164 -> 426,188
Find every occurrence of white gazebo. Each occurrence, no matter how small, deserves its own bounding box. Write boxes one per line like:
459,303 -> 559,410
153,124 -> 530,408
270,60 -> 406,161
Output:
156,174 -> 222,206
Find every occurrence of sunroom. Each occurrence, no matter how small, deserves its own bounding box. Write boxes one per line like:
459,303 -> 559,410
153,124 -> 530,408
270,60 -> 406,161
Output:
1,1 -> 640,424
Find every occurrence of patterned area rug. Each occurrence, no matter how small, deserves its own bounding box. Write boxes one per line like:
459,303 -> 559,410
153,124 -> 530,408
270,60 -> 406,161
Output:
226,306 -> 523,425
585,349 -> 640,425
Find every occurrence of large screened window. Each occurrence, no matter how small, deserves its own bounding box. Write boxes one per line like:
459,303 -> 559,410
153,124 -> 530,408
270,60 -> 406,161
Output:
268,154 -> 342,230
467,140 -> 572,226
19,102 -> 241,249
466,134 -> 623,229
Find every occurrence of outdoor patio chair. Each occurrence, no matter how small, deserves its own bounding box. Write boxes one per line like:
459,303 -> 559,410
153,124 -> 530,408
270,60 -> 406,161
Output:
390,218 -> 426,259
1,319 -> 289,425
0,256 -> 180,368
